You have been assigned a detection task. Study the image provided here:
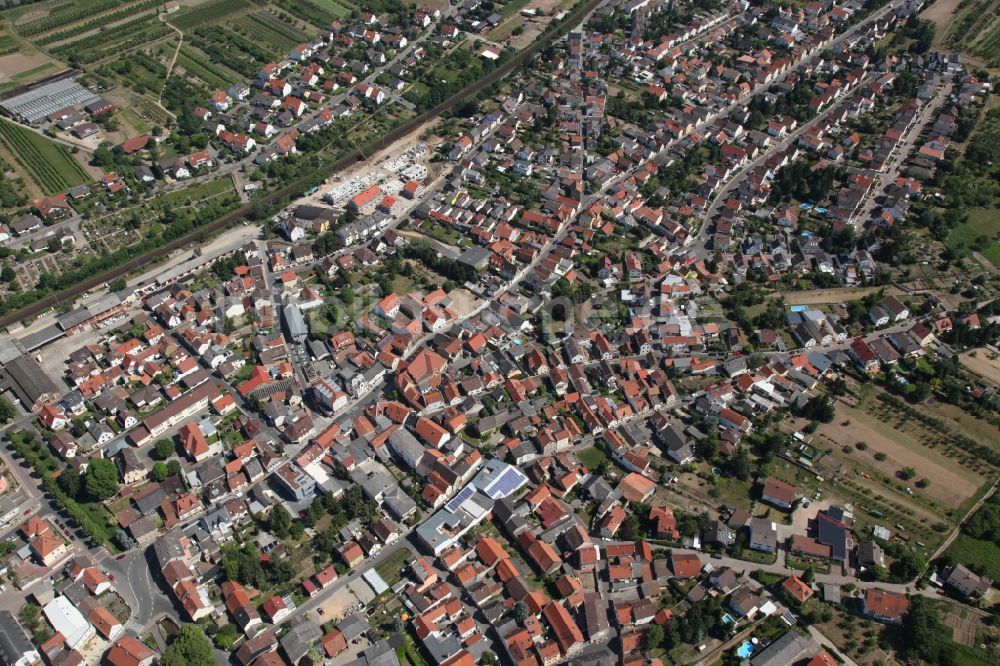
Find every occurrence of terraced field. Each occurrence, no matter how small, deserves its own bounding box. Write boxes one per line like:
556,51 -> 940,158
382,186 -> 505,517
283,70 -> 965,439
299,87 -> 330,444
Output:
0,118 -> 90,195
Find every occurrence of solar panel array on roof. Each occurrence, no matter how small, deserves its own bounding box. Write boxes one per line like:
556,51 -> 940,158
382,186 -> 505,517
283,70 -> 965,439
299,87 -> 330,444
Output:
484,467 -> 527,499
444,485 -> 475,513
1,78 -> 100,124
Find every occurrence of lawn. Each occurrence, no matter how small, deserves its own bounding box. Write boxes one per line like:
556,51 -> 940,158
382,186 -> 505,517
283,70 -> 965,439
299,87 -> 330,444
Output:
391,275 -> 414,295
947,208 -> 1000,266
946,533 -> 1000,580
305,0 -> 352,18
0,118 -> 90,194
306,309 -> 331,337
734,548 -> 777,565
490,16 -> 525,40
499,0 -> 533,17
578,446 -> 608,470
159,177 -> 235,207
117,108 -> 151,135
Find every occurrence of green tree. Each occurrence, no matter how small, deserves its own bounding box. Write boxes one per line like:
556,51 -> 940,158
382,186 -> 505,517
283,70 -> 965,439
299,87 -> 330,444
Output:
84,458 -> 119,501
902,596 -> 954,664
889,550 -> 925,582
728,449 -> 752,480
512,601 -> 530,622
153,439 -> 175,460
266,556 -> 296,585
0,396 -> 16,423
645,624 -> 664,649
166,459 -> 182,477
162,625 -> 214,666
19,603 -> 39,627
267,505 -> 292,538
622,513 -> 642,540
213,624 -> 239,650
57,471 -> 82,499
115,529 -> 135,550
151,462 -> 169,482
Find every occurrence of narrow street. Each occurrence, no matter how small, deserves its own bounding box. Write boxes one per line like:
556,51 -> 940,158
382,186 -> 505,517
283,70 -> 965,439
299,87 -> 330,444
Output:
852,81 -> 952,226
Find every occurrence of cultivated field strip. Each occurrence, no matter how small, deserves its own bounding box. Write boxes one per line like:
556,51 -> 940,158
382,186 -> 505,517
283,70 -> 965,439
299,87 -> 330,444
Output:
0,118 -> 89,194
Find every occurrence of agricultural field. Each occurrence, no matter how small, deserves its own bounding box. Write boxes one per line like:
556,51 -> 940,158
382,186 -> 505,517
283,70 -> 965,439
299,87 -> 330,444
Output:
188,24 -> 279,77
166,0 -> 253,31
0,29 -> 17,55
49,14 -> 173,65
960,349 -> 1000,385
923,0 -> 1000,65
96,53 -> 167,97
31,0 -> 163,47
0,24 -> 61,91
971,20 -> 1000,66
0,60 -> 60,92
798,386 -> 1000,551
176,47 -> 234,90
133,96 -> 173,126
12,0 -> 127,37
0,118 -> 91,195
231,12 -> 306,54
817,399 -> 992,507
304,0 -> 353,18
271,0 -> 347,25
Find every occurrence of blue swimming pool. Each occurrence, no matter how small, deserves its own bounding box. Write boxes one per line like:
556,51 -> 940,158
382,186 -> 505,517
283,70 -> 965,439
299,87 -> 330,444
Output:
736,640 -> 754,659
721,613 -> 736,625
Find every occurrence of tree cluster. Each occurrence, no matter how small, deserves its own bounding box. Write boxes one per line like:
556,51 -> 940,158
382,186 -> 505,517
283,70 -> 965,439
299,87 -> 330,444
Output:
221,541 -> 297,590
